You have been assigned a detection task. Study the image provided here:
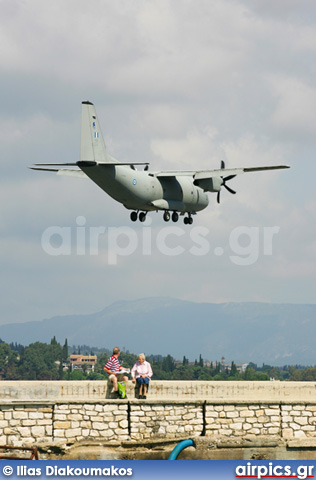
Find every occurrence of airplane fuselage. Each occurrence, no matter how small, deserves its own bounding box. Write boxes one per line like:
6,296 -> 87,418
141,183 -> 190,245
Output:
80,164 -> 209,213
31,101 -> 290,224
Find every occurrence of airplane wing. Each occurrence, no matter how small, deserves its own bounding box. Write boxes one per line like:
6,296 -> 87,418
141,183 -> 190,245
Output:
153,165 -> 290,179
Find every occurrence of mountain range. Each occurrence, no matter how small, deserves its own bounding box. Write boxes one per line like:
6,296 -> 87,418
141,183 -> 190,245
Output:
1,298 -> 316,366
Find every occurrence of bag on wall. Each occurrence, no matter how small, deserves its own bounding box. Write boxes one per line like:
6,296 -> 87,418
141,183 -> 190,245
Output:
117,381 -> 126,399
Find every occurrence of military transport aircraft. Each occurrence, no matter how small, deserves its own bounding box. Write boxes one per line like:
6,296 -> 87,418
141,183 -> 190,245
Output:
30,101 -> 290,224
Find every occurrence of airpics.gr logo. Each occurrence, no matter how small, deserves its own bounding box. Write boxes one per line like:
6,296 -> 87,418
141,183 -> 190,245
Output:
40,216 -> 281,266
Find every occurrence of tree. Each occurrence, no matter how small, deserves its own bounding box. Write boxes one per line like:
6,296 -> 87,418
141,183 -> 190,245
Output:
230,361 -> 237,376
162,354 -> 175,372
243,366 -> 257,381
69,369 -> 86,380
62,339 -> 68,362
199,354 -> 204,368
18,341 -> 63,380
0,343 -> 18,379
58,358 -> 64,380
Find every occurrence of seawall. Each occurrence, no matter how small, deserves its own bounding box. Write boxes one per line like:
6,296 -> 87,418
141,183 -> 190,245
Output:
1,381 -> 316,459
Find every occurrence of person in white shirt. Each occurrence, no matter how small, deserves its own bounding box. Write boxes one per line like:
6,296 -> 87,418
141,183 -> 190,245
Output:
131,353 -> 153,399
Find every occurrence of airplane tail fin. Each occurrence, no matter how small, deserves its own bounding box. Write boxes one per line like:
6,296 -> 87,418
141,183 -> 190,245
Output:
80,101 -> 116,163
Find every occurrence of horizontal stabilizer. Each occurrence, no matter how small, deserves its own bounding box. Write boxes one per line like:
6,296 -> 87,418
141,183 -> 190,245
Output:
29,167 -> 87,178
34,163 -> 78,166
34,161 -> 150,167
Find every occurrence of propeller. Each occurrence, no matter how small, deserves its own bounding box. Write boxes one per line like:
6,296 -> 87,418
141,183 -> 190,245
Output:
217,160 -> 237,204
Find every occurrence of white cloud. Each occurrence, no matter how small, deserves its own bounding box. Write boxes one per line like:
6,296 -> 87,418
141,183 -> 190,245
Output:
268,76 -> 316,137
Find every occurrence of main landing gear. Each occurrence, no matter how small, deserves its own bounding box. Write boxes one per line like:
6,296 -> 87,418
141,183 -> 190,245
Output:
163,211 -> 179,222
130,211 -> 147,222
163,211 -> 193,224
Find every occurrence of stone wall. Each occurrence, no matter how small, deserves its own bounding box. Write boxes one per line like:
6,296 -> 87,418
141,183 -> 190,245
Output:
2,400 -> 316,446
2,380 -> 316,402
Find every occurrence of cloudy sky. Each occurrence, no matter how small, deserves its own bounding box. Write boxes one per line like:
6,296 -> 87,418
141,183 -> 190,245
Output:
0,0 -> 315,326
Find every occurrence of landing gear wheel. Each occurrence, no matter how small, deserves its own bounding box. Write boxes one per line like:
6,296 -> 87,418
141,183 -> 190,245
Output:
139,212 -> 146,222
130,211 -> 138,222
163,211 -> 170,222
184,215 -> 193,225
172,212 -> 179,222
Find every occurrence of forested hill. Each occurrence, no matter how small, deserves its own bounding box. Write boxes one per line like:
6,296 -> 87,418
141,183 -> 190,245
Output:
1,298 -> 316,365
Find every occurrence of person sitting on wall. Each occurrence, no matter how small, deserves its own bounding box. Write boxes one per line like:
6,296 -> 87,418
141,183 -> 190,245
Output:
104,347 -> 129,399
131,353 -> 153,399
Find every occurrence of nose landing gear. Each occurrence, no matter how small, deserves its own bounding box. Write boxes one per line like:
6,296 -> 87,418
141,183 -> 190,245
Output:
183,214 -> 193,225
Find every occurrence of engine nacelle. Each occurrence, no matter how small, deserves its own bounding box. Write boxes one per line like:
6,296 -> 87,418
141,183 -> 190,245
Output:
193,176 -> 223,192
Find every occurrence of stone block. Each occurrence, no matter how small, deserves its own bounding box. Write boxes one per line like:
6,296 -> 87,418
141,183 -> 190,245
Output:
54,421 -> 71,429
183,413 -> 196,420
12,411 -> 28,419
223,406 -> 235,412
301,425 -> 315,431
18,427 -> 31,437
54,414 -> 67,420
226,411 -> 239,418
68,414 -> 82,421
29,412 -> 44,419
282,415 -> 292,423
231,423 -> 243,430
99,429 -> 114,437
205,411 -> 219,418
31,426 -> 45,437
282,428 -> 294,439
53,429 -> 65,438
21,420 -> 35,427
264,409 -> 279,416
93,422 -> 108,430
268,427 -> 279,434
65,428 -> 81,438
240,410 -> 254,417
243,423 -> 252,431
294,417 -> 308,426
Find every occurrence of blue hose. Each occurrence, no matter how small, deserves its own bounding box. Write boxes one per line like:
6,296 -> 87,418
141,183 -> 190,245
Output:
168,439 -> 195,460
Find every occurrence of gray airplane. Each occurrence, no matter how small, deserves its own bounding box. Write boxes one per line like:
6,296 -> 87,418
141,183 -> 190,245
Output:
31,101 -> 290,224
